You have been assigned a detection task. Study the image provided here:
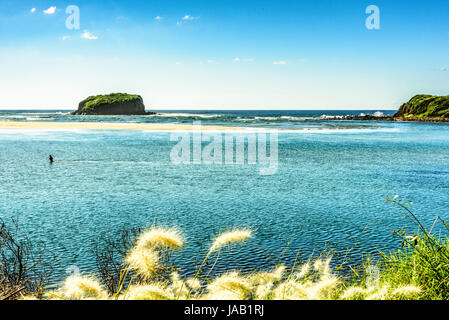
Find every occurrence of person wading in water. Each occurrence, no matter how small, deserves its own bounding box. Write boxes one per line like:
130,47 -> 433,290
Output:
49,155 -> 54,164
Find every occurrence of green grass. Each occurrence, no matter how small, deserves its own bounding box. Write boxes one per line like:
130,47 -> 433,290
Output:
396,95 -> 449,118
375,236 -> 449,299
347,197 -> 449,300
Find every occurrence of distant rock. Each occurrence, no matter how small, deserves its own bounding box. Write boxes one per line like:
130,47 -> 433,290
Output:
339,114 -> 394,121
395,95 -> 449,119
72,93 -> 155,115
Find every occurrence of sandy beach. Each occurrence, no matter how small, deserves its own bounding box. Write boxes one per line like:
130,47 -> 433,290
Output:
0,121 -> 249,131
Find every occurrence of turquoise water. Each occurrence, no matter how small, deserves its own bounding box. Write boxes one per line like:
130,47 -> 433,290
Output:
1,110 -> 449,282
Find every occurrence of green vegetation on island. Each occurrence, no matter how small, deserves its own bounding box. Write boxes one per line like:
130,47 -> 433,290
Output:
72,93 -> 153,115
395,94 -> 449,119
330,94 -> 449,122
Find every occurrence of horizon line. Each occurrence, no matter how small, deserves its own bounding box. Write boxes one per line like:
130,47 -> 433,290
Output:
0,107 -> 398,111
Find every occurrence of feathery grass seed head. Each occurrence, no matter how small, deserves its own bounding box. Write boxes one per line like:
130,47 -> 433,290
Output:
61,275 -> 108,300
391,286 -> 421,299
209,229 -> 252,253
136,227 -> 184,250
124,284 -> 174,300
296,263 -> 311,279
126,246 -> 160,279
186,278 -> 202,290
206,272 -> 252,300
341,286 -> 368,300
313,258 -> 332,275
20,295 -> 39,300
365,285 -> 390,300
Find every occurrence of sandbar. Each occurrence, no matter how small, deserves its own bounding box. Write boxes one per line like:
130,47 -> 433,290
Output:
0,121 -> 251,131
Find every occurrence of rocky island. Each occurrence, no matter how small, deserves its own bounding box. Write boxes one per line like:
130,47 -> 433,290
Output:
394,95 -> 449,120
72,93 -> 155,115
326,94 -> 449,123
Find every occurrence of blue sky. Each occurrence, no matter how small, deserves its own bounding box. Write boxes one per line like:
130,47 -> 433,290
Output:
0,0 -> 449,110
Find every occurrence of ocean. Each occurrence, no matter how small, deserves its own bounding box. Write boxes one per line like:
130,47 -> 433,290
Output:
1,109 -> 449,283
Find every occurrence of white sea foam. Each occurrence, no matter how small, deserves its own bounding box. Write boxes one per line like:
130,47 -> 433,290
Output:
25,117 -> 56,121
254,116 -> 279,121
151,113 -> 223,119
320,114 -> 346,119
279,116 -> 309,121
373,111 -> 385,117
251,116 -> 310,121
20,112 -> 67,115
276,127 -> 401,134
142,127 -> 278,134
139,126 -> 401,134
358,111 -> 385,117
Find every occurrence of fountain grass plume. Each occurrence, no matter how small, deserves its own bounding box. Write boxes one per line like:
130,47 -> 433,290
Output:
249,265 -> 286,284
185,228 -> 253,299
249,265 -> 286,300
124,226 -> 184,281
313,258 -> 332,276
135,227 -> 184,250
125,246 -> 160,280
205,272 -> 253,300
341,286 -> 368,300
391,286 -> 421,299
209,229 -> 253,254
341,285 -> 420,300
272,280 -> 309,300
365,285 -> 390,300
122,284 -> 174,300
186,278 -> 201,290
307,275 -> 340,300
295,262 -> 311,280
60,275 -> 108,300
170,271 -> 190,299
269,258 -> 341,300
254,282 -> 275,300
19,295 -> 39,300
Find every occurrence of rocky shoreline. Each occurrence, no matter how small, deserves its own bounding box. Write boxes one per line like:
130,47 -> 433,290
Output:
320,94 -> 449,123
323,115 -> 449,123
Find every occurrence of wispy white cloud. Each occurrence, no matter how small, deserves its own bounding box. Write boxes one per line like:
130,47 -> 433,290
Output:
182,15 -> 199,21
30,8 -> 36,13
61,36 -> 71,41
207,59 -> 215,64
43,6 -> 56,15
155,16 -> 163,20
273,61 -> 287,65
177,14 -> 200,25
81,30 -> 98,40
234,57 -> 253,63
